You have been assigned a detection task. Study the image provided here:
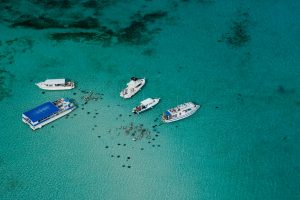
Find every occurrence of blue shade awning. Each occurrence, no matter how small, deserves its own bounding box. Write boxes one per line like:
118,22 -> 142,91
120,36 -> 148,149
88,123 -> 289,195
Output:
165,111 -> 171,116
23,102 -> 59,122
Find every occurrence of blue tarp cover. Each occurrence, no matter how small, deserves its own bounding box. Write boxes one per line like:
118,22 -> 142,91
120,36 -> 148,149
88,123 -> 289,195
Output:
23,102 -> 59,122
165,111 -> 171,116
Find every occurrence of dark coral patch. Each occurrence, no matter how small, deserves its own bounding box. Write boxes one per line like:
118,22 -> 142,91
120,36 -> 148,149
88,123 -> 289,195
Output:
142,11 -> 167,22
24,8 -> 168,45
82,0 -> 98,8
276,85 -> 295,94
32,0 -> 73,9
117,21 -> 148,44
220,11 -> 250,47
117,11 -> 167,45
142,48 -> 155,56
69,17 -> 100,29
0,68 -> 14,101
226,22 -> 250,47
82,0 -> 112,9
12,15 -> 64,29
49,32 -> 99,42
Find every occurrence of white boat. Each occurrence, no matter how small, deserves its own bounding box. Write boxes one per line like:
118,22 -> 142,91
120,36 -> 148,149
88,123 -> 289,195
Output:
36,79 -> 75,90
22,98 -> 76,130
162,102 -> 200,123
132,98 -> 160,114
120,77 -> 145,99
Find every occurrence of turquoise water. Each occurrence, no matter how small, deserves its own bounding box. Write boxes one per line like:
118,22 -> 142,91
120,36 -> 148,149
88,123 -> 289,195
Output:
1,0 -> 299,199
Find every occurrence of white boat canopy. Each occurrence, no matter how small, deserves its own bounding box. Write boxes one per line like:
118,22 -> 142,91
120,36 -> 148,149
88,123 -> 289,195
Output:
44,79 -> 65,85
141,98 -> 153,105
127,80 -> 136,87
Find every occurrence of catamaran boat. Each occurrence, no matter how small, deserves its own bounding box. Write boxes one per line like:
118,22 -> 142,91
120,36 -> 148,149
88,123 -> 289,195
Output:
132,98 -> 160,114
162,102 -> 200,123
120,77 -> 145,99
36,79 -> 75,90
22,98 -> 76,130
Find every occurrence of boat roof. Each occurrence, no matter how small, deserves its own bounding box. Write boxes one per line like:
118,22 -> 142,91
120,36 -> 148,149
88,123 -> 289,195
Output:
176,102 -> 195,109
23,102 -> 59,122
164,111 -> 171,116
127,80 -> 136,87
45,79 -> 65,84
141,98 -> 153,105
127,78 -> 144,87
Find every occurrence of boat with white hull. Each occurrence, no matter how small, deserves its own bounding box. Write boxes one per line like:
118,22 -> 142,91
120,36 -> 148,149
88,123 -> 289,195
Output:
162,102 -> 200,123
132,98 -> 160,114
36,79 -> 75,90
22,98 -> 76,130
120,77 -> 145,99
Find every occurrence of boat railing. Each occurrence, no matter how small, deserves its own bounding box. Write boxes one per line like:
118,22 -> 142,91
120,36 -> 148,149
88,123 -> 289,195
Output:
66,82 -> 74,86
53,99 -> 64,105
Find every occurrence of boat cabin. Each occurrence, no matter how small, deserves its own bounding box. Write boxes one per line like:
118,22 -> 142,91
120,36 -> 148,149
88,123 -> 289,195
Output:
140,98 -> 154,106
44,79 -> 66,86
22,102 -> 60,126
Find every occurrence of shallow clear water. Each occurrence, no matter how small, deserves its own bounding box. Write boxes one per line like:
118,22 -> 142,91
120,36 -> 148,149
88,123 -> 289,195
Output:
0,0 -> 299,199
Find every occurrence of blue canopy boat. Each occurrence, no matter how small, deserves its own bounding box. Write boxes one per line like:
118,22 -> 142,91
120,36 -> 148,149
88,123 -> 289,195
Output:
22,98 -> 76,130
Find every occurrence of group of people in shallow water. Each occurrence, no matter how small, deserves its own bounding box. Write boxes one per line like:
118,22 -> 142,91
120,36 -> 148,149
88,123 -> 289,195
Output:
121,122 -> 151,141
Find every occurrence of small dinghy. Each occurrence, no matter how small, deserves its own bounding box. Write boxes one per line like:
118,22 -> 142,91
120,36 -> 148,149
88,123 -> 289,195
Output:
132,98 -> 160,114
36,79 -> 75,90
120,77 -> 145,99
